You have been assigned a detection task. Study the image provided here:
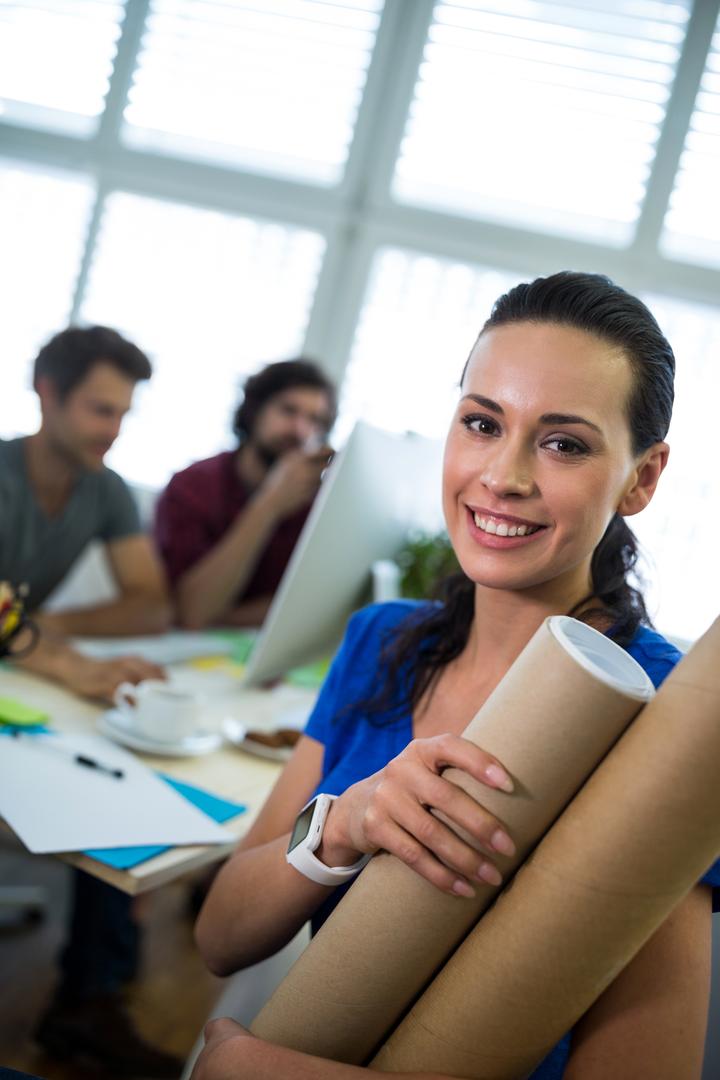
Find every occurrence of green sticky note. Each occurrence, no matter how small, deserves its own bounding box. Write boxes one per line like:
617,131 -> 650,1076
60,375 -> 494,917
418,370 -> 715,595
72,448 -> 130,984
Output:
286,657 -> 331,689
0,697 -> 50,726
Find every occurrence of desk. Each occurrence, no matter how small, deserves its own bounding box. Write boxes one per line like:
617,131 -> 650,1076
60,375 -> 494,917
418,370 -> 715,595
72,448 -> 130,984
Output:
0,664 -> 317,896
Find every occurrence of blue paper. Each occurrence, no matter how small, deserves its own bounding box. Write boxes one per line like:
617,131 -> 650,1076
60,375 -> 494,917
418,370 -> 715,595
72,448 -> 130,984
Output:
84,774 -> 246,869
0,723 -> 51,735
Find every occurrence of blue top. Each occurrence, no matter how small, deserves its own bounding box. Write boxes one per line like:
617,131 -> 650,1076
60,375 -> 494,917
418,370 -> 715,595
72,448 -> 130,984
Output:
305,600 -> 720,1079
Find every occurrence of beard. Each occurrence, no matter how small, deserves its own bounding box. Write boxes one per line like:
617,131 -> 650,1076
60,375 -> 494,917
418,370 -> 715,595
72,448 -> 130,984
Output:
252,434 -> 304,468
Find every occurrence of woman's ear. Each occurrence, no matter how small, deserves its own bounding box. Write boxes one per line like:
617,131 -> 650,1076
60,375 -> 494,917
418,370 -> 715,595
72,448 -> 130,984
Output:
617,442 -> 670,518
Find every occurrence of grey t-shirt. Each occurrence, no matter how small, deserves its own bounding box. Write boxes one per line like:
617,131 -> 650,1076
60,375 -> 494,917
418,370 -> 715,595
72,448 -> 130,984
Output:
0,437 -> 141,610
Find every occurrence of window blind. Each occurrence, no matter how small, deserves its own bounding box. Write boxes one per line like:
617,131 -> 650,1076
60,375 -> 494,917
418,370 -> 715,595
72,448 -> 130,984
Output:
393,0 -> 690,243
0,0 -> 124,136
336,246 -> 518,444
661,10 -> 720,268
0,160 -> 95,436
633,292 -> 720,641
122,0 -> 383,183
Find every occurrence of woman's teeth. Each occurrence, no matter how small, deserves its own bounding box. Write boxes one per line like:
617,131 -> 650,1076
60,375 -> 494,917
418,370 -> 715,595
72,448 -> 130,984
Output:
473,512 -> 540,537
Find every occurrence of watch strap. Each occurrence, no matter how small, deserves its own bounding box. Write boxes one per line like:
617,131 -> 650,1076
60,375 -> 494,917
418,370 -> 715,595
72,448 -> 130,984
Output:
286,794 -> 371,885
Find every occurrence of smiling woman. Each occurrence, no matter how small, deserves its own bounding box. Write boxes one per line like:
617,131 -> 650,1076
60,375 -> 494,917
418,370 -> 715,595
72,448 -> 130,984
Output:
193,271 -> 718,1080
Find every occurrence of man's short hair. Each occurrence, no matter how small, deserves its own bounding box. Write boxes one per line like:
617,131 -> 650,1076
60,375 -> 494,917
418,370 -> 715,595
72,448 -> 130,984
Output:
233,359 -> 337,442
33,326 -> 152,400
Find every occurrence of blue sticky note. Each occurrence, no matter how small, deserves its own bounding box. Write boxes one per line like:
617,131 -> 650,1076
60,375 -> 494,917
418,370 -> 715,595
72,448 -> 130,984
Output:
0,723 -> 51,736
84,774 -> 246,870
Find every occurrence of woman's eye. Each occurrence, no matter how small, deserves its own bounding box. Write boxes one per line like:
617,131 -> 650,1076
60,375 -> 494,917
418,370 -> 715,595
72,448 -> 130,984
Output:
461,414 -> 498,436
544,436 -> 588,456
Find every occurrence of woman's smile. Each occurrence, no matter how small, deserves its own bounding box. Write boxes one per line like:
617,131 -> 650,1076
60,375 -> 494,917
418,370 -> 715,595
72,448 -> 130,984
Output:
466,505 -> 549,547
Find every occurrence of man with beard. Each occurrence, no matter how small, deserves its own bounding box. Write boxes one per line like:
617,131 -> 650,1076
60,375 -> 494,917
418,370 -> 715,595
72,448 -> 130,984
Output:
155,359 -> 336,629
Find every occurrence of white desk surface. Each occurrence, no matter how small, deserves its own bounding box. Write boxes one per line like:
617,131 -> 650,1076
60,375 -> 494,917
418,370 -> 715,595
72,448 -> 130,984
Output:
0,663 -> 317,895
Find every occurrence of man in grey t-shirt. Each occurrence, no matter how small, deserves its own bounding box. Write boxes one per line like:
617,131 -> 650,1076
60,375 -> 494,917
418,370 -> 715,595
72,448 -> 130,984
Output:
1,325 -> 170,637
0,435 -> 142,612
1,326 -> 179,1079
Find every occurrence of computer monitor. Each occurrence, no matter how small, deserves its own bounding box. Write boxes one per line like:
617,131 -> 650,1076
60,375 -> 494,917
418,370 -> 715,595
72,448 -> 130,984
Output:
242,421 -> 444,686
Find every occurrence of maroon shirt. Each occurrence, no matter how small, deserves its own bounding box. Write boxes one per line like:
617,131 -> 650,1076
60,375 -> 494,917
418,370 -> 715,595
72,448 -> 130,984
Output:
154,451 -> 312,604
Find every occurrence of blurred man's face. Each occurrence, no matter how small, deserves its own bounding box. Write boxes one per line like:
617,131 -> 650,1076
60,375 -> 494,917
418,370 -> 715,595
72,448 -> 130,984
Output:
250,386 -> 333,466
40,361 -> 137,471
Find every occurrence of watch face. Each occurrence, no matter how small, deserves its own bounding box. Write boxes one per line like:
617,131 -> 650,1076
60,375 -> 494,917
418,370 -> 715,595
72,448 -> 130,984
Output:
288,799 -> 317,853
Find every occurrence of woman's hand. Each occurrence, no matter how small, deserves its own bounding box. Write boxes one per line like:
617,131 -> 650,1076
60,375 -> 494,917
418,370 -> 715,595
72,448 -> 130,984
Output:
317,734 -> 515,897
191,1019 -> 447,1080
191,1019 -> 254,1080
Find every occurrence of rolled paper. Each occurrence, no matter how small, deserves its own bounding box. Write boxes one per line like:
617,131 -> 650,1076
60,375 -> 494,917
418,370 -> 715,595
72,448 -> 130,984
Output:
251,616 -> 654,1063
373,616 -> 720,1079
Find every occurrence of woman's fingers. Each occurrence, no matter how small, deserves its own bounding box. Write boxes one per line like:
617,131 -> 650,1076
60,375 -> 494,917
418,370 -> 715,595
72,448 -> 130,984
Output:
416,733 -> 514,792
377,784 -> 507,884
376,816 -> 501,897
358,734 -> 517,890
336,735 -> 515,894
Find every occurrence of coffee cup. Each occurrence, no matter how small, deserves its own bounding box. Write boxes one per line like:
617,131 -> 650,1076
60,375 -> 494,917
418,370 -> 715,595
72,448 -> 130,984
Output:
113,680 -> 202,744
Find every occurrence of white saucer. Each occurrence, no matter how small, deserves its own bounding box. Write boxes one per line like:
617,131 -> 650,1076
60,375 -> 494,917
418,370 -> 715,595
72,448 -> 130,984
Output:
98,709 -> 222,757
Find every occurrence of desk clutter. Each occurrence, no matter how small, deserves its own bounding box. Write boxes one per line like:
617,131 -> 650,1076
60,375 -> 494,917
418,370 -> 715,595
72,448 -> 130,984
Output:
0,727 -> 237,855
0,631 -> 319,888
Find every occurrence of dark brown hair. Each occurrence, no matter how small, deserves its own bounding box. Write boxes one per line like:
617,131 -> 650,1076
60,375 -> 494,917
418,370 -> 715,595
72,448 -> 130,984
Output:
34,325 -> 152,399
232,359 -> 337,442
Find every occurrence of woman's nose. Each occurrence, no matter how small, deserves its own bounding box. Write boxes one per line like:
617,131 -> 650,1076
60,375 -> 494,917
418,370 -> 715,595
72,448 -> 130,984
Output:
481,442 -> 536,499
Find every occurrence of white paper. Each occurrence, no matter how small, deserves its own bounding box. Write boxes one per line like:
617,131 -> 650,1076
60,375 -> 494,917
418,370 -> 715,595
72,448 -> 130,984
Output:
0,733 -> 233,853
72,631 -> 246,665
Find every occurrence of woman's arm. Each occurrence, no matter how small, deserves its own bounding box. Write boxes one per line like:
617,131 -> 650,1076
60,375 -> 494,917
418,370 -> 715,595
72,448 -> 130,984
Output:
195,731 -> 514,977
194,886 -> 712,1079
195,735 -> 330,974
564,884 -> 712,1080
192,1018 -> 452,1080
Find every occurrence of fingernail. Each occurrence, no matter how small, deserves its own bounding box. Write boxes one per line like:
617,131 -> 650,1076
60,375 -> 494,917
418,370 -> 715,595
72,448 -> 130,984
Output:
452,879 -> 476,899
476,861 -> 503,887
485,764 -> 514,792
490,829 -> 516,856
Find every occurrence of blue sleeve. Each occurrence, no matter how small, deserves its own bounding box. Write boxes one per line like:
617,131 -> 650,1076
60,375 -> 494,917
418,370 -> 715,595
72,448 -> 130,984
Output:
303,633 -> 355,750
304,600 -> 428,774
304,603 -> 397,753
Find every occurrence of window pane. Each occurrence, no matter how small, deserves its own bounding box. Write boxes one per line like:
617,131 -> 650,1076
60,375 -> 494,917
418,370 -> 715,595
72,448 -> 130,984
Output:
661,12 -> 720,267
393,0 -> 690,243
80,191 -> 325,487
337,247 -> 519,443
0,0 -> 124,136
122,0 -> 383,184
0,161 -> 95,437
633,293 -> 720,642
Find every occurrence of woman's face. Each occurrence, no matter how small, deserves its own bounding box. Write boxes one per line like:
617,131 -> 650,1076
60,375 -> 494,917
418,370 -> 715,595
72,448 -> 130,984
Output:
442,320 -> 664,607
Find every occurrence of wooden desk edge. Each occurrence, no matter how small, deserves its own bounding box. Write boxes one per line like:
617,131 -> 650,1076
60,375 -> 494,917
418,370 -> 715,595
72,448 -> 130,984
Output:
60,807 -> 259,896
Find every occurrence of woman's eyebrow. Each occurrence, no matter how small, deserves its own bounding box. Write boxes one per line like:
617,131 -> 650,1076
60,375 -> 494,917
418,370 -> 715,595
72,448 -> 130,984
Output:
539,412 -> 604,436
461,393 -> 503,414
461,395 -> 604,437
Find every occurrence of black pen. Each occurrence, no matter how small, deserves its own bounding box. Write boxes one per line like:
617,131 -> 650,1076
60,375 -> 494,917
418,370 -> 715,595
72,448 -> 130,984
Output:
10,730 -> 125,780
74,754 -> 125,780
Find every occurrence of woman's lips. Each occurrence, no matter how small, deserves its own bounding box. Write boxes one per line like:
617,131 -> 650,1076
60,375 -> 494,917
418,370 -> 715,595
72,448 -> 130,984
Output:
466,506 -> 548,548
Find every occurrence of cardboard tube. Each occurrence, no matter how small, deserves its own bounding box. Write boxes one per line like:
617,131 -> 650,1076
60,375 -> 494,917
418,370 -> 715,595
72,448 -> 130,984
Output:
251,616 -> 653,1063
373,616 -> 720,1079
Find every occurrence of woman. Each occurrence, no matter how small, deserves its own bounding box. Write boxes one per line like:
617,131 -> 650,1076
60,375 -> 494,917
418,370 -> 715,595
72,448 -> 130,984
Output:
194,272 -> 719,1080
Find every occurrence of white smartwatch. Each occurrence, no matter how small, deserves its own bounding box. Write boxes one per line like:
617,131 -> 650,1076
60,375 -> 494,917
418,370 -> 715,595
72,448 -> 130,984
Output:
286,794 -> 370,886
